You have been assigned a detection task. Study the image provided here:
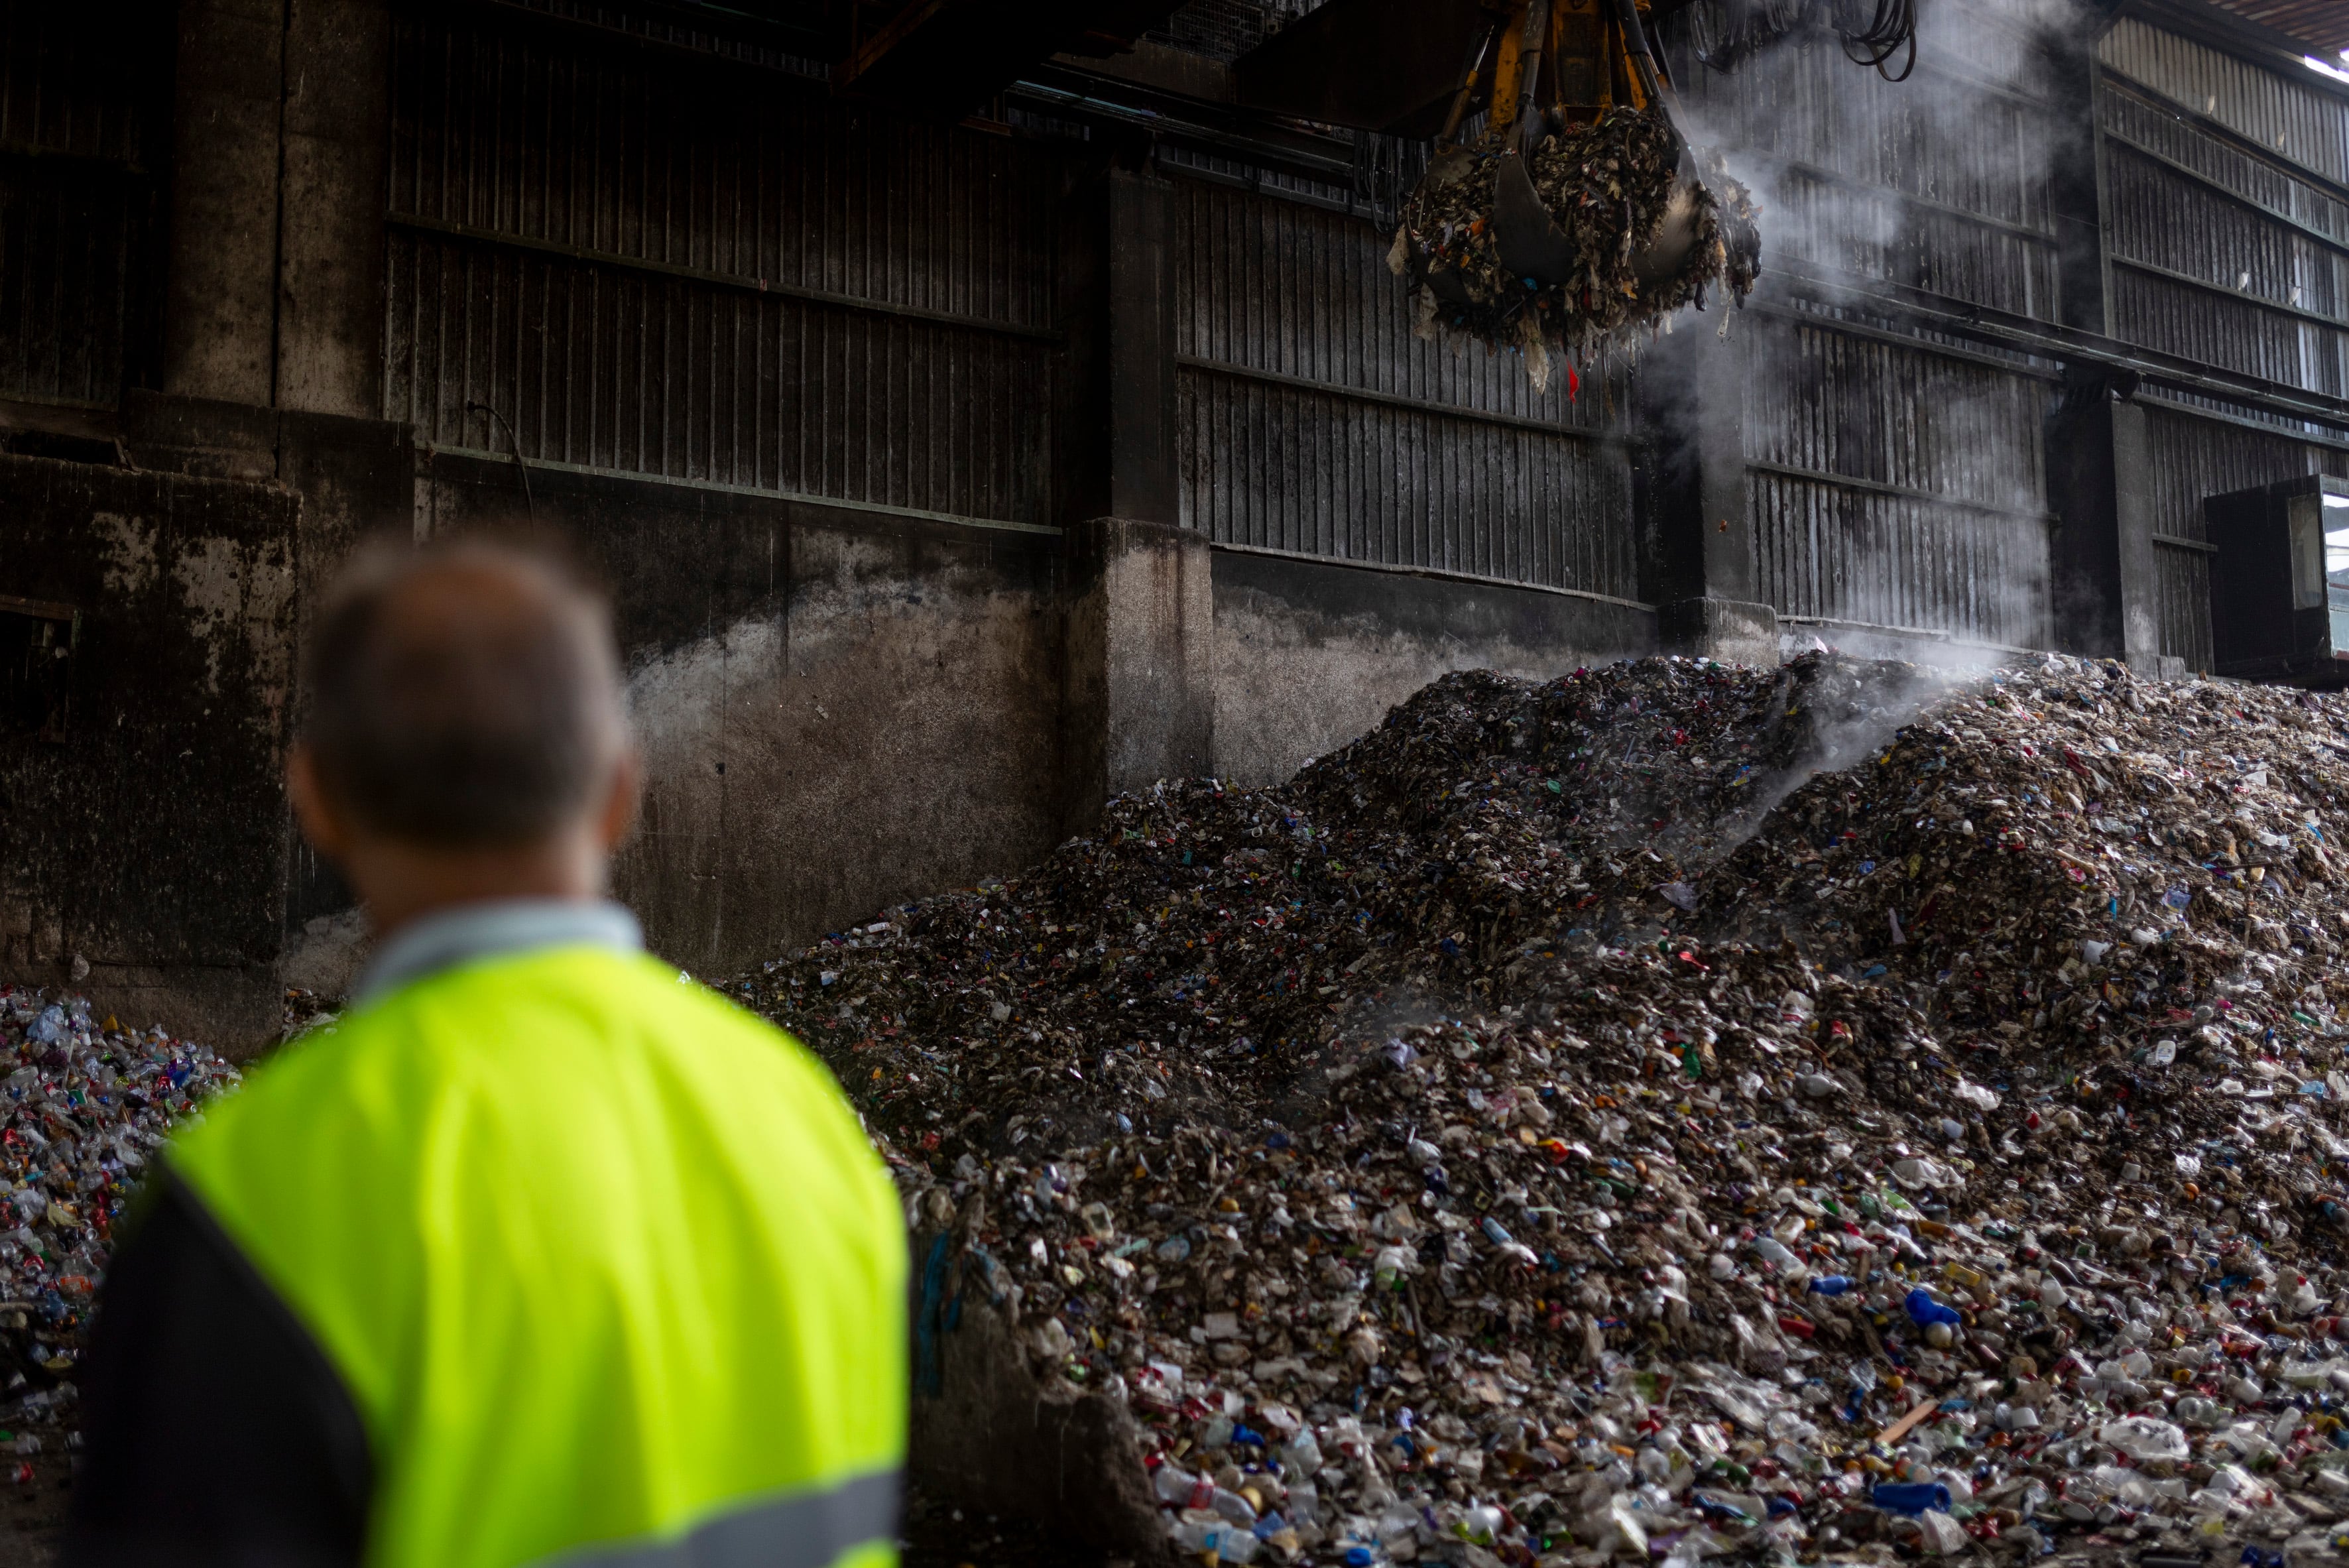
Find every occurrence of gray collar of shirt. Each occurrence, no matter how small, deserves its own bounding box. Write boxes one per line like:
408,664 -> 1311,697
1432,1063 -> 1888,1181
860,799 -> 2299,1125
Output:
353,898 -> 644,1004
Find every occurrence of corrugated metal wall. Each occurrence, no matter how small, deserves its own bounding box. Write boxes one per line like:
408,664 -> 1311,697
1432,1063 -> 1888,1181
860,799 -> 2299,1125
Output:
1677,0 -> 2059,646
2100,17 -> 2349,186
2098,23 -> 2349,670
2137,403 -> 2346,672
0,1 -> 166,410
1169,179 -> 1639,599
1681,0 -> 2059,316
1743,316 -> 2055,645
385,9 -> 1064,527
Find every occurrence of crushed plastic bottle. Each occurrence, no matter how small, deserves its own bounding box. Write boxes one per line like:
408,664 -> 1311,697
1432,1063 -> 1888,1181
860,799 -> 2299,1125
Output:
2100,1415 -> 2191,1463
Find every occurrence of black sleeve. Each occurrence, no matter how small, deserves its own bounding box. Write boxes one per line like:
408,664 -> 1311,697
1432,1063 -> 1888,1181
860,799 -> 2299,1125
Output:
62,1166 -> 374,1568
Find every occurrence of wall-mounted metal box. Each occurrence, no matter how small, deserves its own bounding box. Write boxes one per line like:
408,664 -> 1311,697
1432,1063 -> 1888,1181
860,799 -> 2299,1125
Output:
2206,475 -> 2349,686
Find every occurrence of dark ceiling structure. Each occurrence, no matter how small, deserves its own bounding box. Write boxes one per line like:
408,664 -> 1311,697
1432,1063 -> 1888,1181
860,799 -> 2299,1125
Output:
2201,0 -> 2349,56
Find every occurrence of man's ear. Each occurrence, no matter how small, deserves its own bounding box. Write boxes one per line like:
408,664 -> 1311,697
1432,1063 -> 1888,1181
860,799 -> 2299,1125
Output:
595,749 -> 642,853
287,744 -> 353,867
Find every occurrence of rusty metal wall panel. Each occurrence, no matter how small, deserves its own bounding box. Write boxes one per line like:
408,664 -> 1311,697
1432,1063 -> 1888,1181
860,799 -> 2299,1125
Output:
0,1 -> 165,408
1742,314 -> 2052,646
2098,30 -> 2349,673
1178,374 -> 1636,591
1170,178 -> 1638,597
2100,17 -> 2349,187
385,10 -> 1062,525
1172,180 -> 1622,427
2104,143 -> 2328,311
1746,315 -> 2051,513
1663,0 -> 2064,644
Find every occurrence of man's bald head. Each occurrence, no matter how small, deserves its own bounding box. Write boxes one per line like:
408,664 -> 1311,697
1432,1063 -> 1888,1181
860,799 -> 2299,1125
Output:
303,540 -> 628,849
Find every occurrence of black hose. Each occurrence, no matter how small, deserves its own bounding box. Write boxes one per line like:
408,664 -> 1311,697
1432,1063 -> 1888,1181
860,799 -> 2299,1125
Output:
1687,0 -> 1915,80
1834,0 -> 1917,80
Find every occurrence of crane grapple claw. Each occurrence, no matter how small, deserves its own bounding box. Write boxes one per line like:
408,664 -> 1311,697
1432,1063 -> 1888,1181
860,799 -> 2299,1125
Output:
1492,149 -> 1581,286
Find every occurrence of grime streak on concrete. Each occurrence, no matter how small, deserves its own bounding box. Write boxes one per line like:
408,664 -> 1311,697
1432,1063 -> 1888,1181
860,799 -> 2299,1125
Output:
621,536 -> 1065,979
1209,549 -> 1657,786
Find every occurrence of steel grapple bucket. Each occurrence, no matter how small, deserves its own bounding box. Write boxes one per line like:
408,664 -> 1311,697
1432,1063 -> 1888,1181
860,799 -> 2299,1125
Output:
1393,0 -> 1760,361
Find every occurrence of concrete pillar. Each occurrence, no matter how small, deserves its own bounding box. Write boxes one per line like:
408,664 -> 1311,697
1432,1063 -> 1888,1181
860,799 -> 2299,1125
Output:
1638,322 -> 1777,666
161,0 -> 390,417
162,0 -> 285,406
1059,518 -> 1215,835
2037,2 -> 2118,338
2046,370 -> 2161,670
1106,171 -> 1179,526
279,0 -> 391,419
2037,5 -> 2162,669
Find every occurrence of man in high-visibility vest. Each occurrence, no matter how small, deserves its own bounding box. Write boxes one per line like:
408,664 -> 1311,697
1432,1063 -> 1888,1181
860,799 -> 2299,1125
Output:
65,539 -> 906,1568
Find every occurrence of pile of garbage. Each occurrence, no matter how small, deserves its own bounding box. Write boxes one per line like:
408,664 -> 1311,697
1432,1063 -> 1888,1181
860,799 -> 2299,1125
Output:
747,653 -> 2349,1566
0,991 -> 239,1459
1392,109 -> 1760,389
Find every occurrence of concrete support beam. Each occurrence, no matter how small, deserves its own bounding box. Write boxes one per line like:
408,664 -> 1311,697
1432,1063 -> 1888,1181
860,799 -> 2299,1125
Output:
2037,0 -> 2120,337
1060,518 -> 1215,834
2046,373 -> 2161,672
1106,171 -> 1179,527
2112,396 -> 2163,670
2038,3 -> 2161,669
1638,320 -> 1771,666
162,0 -> 391,418
162,0 -> 285,406
279,0 -> 392,419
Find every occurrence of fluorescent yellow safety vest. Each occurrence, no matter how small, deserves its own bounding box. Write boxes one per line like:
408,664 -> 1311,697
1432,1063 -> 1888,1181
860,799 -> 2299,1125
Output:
164,945 -> 907,1568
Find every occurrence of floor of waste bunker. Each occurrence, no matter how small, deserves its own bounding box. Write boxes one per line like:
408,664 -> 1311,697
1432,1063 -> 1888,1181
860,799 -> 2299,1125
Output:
0,1456 -> 70,1565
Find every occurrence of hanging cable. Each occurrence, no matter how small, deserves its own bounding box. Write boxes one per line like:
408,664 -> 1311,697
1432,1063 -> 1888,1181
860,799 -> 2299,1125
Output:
1685,0 -> 1915,80
1832,0 -> 1917,80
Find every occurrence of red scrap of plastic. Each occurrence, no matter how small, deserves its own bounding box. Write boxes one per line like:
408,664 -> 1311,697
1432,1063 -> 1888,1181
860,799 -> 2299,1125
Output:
1566,361 -> 1581,402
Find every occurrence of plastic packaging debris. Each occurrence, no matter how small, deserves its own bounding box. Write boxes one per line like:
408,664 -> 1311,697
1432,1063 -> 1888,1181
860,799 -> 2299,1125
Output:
5,647 -> 2308,1568
748,651 -> 2349,1565
0,986 -> 239,1452
2101,1415 -> 2192,1463
743,653 -> 2349,1563
1873,1480 -> 1953,1515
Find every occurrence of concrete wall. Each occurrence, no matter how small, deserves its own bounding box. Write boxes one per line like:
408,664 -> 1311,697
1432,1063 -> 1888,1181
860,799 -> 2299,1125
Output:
272,468 -> 1659,1002
0,454 -> 300,1042
412,455 -> 1070,980
1209,548 -> 1658,786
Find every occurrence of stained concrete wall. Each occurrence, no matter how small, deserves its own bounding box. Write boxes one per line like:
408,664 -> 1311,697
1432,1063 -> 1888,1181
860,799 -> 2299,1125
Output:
409,455 -> 1069,980
0,454 -> 299,1043
1059,517 -> 1215,834
1209,548 -> 1658,787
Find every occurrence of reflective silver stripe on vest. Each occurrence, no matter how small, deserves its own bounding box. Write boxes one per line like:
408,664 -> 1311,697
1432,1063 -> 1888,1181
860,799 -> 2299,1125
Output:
540,1469 -> 901,1568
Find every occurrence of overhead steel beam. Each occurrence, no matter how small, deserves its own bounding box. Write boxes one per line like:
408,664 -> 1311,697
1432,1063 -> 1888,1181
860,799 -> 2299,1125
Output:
1230,0 -> 1494,135
835,0 -> 1186,119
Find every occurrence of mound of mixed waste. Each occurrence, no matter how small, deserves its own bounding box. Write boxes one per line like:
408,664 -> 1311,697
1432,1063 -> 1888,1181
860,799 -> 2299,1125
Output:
745,653 -> 2349,1566
0,994 -> 239,1463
